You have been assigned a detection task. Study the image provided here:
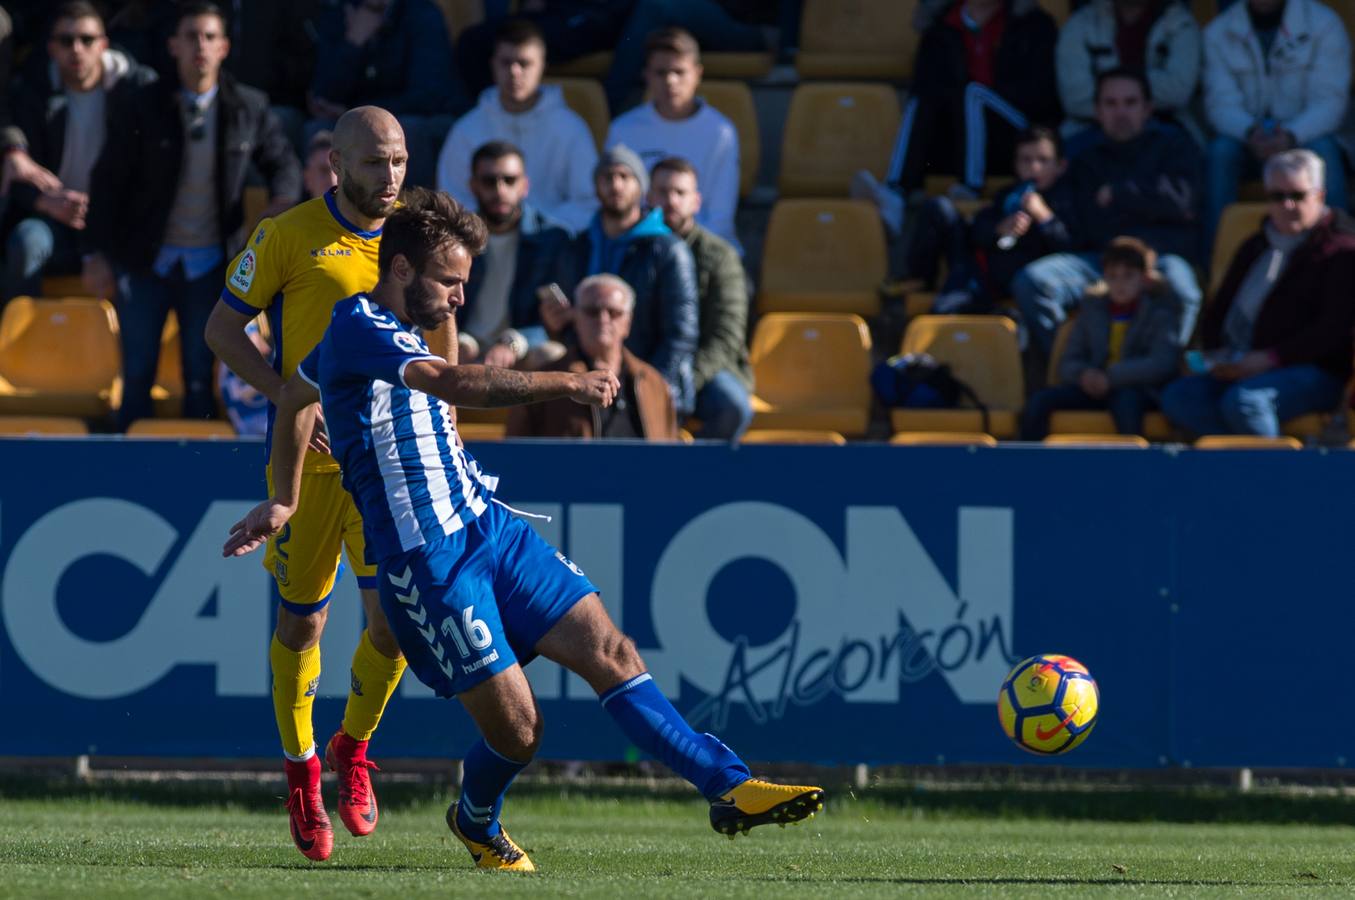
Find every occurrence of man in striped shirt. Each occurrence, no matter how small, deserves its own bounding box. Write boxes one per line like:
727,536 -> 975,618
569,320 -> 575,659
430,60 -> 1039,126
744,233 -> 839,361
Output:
224,188 -> 824,871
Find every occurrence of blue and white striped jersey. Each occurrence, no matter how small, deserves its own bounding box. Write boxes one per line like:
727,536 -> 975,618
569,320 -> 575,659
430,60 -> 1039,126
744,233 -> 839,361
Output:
298,294 -> 499,562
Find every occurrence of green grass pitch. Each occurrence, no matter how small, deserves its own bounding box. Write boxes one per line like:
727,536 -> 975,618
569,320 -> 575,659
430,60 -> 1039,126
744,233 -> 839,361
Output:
2,781 -> 1354,898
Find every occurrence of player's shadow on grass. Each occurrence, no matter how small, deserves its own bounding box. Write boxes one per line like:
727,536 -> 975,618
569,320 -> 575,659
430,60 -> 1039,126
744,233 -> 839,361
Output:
823,877 -> 1333,888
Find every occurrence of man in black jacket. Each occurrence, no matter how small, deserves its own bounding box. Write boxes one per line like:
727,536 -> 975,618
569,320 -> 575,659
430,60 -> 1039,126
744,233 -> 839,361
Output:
84,1 -> 300,429
853,0 -> 1060,231
542,144 -> 698,415
1013,67 -> 1203,356
1,1 -> 155,301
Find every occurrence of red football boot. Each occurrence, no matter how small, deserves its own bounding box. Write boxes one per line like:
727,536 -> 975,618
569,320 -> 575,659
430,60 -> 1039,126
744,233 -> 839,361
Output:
284,754 -> 333,861
325,731 -> 380,836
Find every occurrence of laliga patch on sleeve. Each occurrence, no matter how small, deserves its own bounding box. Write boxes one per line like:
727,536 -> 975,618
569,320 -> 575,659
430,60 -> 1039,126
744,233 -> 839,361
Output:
393,331 -> 425,354
230,249 -> 257,293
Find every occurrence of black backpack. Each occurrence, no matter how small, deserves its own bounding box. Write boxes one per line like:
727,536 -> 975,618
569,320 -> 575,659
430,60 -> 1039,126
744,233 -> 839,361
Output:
870,353 -> 990,433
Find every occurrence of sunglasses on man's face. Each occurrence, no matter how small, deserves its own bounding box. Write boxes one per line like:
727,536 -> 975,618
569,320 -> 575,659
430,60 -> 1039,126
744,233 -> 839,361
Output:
54,33 -> 101,48
1267,190 -> 1311,204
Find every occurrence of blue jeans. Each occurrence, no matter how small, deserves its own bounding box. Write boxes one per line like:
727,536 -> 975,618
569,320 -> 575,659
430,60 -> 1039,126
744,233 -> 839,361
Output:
1205,133 -> 1348,251
1013,251 -> 1202,353
694,368 -> 753,441
1019,382 -> 1155,440
3,216 -> 81,301
603,0 -> 768,110
1160,366 -> 1344,437
115,262 -> 224,430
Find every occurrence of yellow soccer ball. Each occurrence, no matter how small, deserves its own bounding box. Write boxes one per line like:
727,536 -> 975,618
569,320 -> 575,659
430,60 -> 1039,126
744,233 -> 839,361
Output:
997,654 -> 1099,755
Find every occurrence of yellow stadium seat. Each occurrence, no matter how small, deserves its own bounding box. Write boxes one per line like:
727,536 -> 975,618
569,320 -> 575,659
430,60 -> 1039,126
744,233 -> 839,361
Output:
1195,435 -> 1303,450
922,175 -> 1015,199
1210,203 -> 1267,296
0,297 -> 121,417
433,0 -> 483,40
796,0 -> 916,80
150,311 -> 185,418
1047,411 -> 1175,440
545,77 -> 609,151
699,80 -> 760,197
1043,433 -> 1150,448
1042,0 -> 1072,26
126,418 -> 236,438
749,313 -> 873,436
548,51 -> 612,77
758,200 -> 887,316
243,185 -> 269,235
41,274 -> 95,299
0,415 -> 89,436
702,52 -> 774,80
890,315 -> 1023,437
457,406 -> 509,425
457,422 -> 507,441
890,431 -> 998,447
779,83 -> 901,197
739,428 -> 847,445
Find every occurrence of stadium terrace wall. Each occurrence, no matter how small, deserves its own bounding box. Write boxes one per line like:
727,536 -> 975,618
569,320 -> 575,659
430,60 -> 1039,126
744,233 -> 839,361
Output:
0,439 -> 1349,768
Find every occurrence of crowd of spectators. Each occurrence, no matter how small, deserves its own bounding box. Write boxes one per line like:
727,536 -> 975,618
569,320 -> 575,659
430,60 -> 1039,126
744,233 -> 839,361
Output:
0,0 -> 1352,444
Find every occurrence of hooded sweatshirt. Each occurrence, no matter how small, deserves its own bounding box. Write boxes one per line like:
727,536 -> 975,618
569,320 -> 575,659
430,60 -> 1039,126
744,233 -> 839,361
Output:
436,84 -> 599,231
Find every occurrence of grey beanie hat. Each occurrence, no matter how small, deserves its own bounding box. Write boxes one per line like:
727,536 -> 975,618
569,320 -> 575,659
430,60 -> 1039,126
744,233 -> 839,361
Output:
595,144 -> 649,195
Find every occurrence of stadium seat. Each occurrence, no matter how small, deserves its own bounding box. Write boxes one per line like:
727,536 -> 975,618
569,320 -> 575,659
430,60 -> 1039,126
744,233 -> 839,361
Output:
758,199 -> 887,316
1043,433 -> 1150,448
457,407 -> 509,425
1194,435 -> 1303,450
433,0 -> 483,40
795,0 -> 916,80
922,175 -> 1015,199
151,312 -> 184,419
0,297 -> 121,417
891,316 -> 1024,438
548,51 -> 612,77
126,418 -> 236,438
1210,203 -> 1267,296
1041,0 -> 1072,25
545,77 -> 609,150
41,274 -> 95,298
890,431 -> 998,447
699,80 -> 760,197
457,422 -> 506,441
748,313 -> 873,436
243,185 -> 269,235
739,428 -> 847,445
1047,411 -> 1175,441
0,415 -> 89,436
779,83 -> 901,197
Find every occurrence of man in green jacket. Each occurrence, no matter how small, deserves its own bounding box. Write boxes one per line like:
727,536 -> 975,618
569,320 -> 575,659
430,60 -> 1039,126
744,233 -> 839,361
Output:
649,156 -> 753,440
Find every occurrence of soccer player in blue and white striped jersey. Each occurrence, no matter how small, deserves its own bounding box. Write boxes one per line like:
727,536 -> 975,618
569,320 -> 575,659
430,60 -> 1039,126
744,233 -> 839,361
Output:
225,188 -> 823,871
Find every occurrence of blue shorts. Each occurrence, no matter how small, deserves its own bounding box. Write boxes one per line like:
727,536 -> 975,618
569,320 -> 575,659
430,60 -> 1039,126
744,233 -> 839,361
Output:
377,500 -> 598,698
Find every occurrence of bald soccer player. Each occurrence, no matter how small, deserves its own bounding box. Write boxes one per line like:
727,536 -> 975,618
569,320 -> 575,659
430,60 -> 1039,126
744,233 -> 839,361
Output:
206,106 -> 455,861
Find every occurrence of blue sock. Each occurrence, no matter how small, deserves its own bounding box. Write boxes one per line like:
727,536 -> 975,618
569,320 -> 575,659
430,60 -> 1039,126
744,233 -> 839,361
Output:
600,672 -> 750,801
455,738 -> 527,842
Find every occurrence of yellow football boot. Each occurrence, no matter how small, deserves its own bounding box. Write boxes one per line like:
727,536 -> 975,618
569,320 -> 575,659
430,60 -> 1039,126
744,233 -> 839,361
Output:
709,779 -> 825,838
446,802 -> 536,871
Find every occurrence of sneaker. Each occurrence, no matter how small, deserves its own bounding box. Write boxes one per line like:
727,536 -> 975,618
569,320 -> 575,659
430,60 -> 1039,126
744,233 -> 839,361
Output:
709,778 -> 825,838
850,169 -> 905,236
445,801 -> 536,872
284,754 -> 333,861
325,731 -> 380,836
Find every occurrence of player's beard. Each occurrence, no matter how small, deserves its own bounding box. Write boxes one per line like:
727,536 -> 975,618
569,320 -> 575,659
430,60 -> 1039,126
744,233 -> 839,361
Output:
341,172 -> 398,220
403,277 -> 449,332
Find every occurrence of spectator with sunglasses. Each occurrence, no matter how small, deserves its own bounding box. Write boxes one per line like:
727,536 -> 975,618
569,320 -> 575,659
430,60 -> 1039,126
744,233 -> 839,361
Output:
1,1 -> 155,302
1161,149 -> 1355,437
84,1 -> 300,429
456,140 -> 571,369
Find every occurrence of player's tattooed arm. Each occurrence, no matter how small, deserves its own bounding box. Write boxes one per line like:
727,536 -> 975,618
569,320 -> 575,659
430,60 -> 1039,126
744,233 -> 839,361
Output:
405,359 -> 620,409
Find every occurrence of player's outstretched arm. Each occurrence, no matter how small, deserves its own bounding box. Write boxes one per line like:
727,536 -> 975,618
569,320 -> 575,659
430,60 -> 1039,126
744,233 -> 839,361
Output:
222,374 -> 322,558
403,358 -> 619,409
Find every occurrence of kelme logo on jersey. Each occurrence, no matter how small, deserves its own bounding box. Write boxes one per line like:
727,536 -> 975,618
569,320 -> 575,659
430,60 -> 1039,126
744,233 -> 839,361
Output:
274,559 -> 289,586
555,551 -> 584,577
230,249 -> 257,292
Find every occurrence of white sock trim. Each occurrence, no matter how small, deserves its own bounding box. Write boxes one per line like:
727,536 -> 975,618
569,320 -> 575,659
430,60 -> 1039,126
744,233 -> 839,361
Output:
284,744 -> 316,763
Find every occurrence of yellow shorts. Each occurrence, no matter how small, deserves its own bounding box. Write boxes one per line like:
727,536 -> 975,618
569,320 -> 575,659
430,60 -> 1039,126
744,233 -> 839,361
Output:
264,467 -> 377,614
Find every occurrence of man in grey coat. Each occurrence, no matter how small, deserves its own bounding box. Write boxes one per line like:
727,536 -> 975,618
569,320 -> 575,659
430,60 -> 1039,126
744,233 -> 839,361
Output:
1020,236 -> 1182,440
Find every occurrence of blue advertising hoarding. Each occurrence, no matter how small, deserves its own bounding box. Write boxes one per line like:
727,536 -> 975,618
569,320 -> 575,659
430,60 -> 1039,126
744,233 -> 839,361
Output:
0,438 -> 1349,768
